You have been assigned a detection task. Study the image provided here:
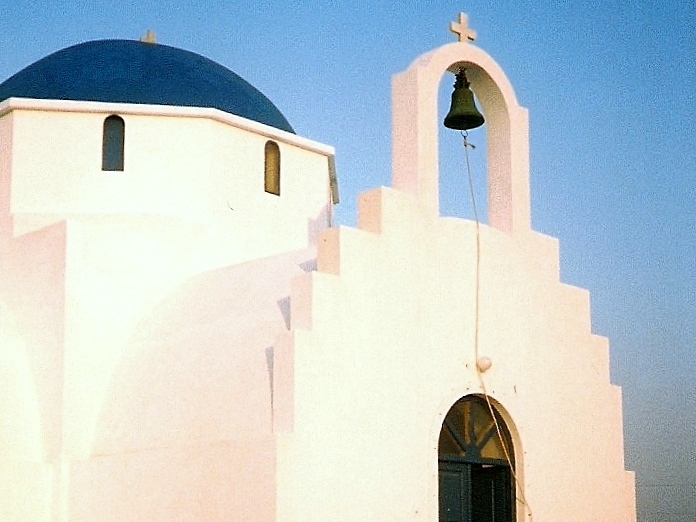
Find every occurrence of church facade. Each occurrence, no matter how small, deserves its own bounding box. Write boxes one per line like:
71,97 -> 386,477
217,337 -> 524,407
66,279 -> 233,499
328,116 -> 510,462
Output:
0,15 -> 635,522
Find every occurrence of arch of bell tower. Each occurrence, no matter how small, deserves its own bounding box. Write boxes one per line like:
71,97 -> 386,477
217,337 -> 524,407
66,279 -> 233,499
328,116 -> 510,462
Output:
391,13 -> 530,235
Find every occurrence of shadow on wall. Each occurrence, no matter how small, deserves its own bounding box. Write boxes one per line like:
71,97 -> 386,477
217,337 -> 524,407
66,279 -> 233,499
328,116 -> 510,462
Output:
307,203 -> 332,244
90,247 -> 317,457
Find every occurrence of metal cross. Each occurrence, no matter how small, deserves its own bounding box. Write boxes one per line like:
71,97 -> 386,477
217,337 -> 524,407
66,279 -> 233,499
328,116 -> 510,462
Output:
140,29 -> 156,44
450,12 -> 476,42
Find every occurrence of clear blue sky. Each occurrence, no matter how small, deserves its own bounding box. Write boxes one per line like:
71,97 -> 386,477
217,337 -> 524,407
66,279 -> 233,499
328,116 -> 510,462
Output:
1,1 -> 694,518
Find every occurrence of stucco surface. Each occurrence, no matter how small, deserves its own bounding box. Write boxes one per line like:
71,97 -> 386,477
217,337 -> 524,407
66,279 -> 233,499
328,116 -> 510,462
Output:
275,187 -> 635,521
69,248 -> 316,520
0,34 -> 634,522
5,104 -> 331,257
274,36 -> 635,521
0,93 -> 331,520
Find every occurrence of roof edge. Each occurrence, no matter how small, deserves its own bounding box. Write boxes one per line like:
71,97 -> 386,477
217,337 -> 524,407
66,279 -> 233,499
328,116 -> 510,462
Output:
0,97 -> 334,157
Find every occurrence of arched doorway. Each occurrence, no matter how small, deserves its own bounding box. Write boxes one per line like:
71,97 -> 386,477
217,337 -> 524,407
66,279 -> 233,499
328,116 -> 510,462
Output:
438,395 -> 515,521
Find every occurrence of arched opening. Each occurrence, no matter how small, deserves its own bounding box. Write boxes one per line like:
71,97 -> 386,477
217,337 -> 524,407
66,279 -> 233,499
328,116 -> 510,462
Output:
264,140 -> 281,195
439,395 -> 515,522
102,115 -> 125,171
438,68 -> 488,221
392,43 -> 530,234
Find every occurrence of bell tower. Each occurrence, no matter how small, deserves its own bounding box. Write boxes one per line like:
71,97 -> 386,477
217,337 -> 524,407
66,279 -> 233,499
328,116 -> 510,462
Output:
276,12 -> 635,522
391,12 -> 531,236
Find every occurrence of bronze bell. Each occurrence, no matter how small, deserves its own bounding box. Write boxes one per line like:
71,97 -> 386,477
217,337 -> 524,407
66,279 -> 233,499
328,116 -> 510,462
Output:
443,68 -> 484,130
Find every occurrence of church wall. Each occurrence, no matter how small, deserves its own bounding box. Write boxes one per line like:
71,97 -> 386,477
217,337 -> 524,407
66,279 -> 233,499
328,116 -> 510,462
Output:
0,100 -> 332,520
0,460 -> 51,522
0,113 -> 12,238
55,247 -> 315,520
0,222 -> 68,521
59,216 -> 212,457
67,440 -> 275,522
0,113 -> 10,208
0,302 -> 42,459
7,106 -> 331,265
275,187 -> 635,521
0,104 -> 332,462
0,298 -> 52,522
206,117 -> 331,255
0,223 -> 67,461
0,27 -> 636,520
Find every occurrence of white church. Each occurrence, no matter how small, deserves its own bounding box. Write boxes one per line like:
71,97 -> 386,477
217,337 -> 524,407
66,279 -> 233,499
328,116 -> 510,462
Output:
0,13 -> 636,522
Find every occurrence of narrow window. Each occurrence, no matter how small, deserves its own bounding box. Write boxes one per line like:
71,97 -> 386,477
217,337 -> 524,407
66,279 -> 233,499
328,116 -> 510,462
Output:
264,140 -> 280,195
102,115 -> 125,171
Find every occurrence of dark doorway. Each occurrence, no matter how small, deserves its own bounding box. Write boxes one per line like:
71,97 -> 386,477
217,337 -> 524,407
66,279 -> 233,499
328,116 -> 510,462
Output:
438,395 -> 515,522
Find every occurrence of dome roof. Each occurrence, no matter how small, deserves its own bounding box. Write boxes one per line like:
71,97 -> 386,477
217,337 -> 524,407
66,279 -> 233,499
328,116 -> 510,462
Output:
0,39 -> 294,133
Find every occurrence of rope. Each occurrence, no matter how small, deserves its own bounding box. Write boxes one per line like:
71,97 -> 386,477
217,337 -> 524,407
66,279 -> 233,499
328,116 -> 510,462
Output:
462,130 -> 534,520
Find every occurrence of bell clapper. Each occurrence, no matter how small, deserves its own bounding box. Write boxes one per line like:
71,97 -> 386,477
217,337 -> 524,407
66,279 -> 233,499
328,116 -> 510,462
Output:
461,129 -> 476,150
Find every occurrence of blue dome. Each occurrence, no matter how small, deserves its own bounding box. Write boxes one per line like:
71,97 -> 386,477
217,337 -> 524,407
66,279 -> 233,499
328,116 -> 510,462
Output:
0,39 -> 294,133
